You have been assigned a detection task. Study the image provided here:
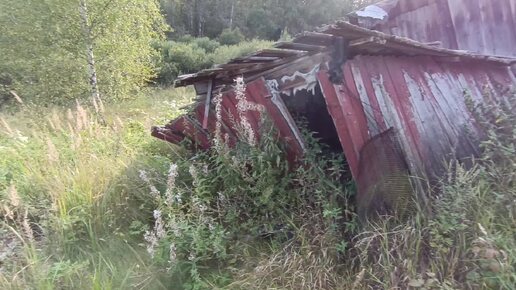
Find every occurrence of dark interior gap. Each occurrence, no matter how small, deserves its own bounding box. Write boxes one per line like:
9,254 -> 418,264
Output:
280,83 -> 352,182
280,84 -> 343,154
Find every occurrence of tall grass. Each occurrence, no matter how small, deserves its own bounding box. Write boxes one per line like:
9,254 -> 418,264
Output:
0,87 -> 194,289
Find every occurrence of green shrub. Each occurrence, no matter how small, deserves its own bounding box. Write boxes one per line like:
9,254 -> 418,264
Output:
211,39 -> 273,65
140,79 -> 356,288
154,41 -> 214,86
153,39 -> 272,86
192,37 -> 221,53
217,28 -> 245,45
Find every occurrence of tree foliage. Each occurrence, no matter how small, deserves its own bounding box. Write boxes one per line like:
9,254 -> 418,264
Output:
160,0 -> 373,40
0,0 -> 167,104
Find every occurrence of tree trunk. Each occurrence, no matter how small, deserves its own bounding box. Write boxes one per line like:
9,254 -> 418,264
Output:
195,0 -> 203,37
229,1 -> 234,29
79,0 -> 104,116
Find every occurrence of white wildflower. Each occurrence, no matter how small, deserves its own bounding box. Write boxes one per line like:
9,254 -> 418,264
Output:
218,192 -> 226,203
149,185 -> 160,199
234,77 -> 262,147
188,252 -> 196,261
145,210 -> 167,258
139,170 -> 150,183
169,243 -> 177,264
168,220 -> 182,237
139,170 -> 160,199
212,92 -> 224,151
189,164 -> 199,185
153,210 -> 165,239
144,230 -> 158,258
165,164 -> 179,205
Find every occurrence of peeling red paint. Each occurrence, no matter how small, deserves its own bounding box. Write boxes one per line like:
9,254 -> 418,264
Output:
319,55 -> 514,184
152,78 -> 304,160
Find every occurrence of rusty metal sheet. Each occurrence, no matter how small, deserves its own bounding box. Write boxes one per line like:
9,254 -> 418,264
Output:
318,70 -> 361,178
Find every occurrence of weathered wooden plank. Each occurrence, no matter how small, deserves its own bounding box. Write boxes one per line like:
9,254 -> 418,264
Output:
254,48 -> 306,58
339,62 -> 371,156
365,56 -> 426,177
274,42 -> 326,52
202,79 -> 214,129
250,79 -> 305,159
293,31 -> 334,46
317,70 -> 360,178
349,58 -> 384,136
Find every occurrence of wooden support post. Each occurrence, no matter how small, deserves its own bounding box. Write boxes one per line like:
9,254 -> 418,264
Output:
202,78 -> 214,129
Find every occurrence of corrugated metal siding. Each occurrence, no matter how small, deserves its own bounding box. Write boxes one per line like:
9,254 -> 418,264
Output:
357,0 -> 516,58
317,55 -> 514,183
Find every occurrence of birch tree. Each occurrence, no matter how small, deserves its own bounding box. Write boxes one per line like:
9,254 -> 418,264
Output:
0,0 -> 167,104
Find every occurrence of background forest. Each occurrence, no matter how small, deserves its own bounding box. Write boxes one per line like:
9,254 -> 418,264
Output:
0,0 -> 514,289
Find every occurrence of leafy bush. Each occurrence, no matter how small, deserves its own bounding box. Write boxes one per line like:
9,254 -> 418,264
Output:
153,39 -> 273,86
210,39 -> 274,65
176,36 -> 221,53
154,41 -> 214,86
217,28 -> 245,45
191,37 -> 221,53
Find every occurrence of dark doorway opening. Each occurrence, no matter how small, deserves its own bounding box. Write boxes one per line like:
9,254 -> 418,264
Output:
280,82 -> 355,226
280,84 -> 343,155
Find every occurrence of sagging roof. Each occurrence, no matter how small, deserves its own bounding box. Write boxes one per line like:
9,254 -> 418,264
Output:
350,0 -> 516,58
175,20 -> 516,89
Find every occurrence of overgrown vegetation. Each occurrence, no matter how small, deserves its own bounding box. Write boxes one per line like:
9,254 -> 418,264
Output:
0,88 -> 194,289
141,106 -> 357,288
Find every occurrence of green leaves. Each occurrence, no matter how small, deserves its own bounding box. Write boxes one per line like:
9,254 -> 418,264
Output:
0,0 -> 167,104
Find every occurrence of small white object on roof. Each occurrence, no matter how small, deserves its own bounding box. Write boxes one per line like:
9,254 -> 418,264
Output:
355,5 -> 388,20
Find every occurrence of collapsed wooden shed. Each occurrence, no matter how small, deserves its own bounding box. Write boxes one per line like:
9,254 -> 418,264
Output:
153,1 -> 516,217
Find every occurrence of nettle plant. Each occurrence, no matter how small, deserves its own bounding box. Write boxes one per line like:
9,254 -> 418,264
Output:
139,78 -> 356,287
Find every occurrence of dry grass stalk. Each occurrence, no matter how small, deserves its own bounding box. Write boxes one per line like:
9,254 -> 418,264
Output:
0,117 -> 14,136
22,209 -> 34,243
9,90 -> 24,104
46,138 -> 59,163
7,184 -> 21,208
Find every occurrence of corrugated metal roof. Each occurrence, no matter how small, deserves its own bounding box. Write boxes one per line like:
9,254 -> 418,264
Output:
350,0 -> 516,58
175,21 -> 515,88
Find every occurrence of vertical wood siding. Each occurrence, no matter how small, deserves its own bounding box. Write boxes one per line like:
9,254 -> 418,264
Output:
317,55 -> 514,184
